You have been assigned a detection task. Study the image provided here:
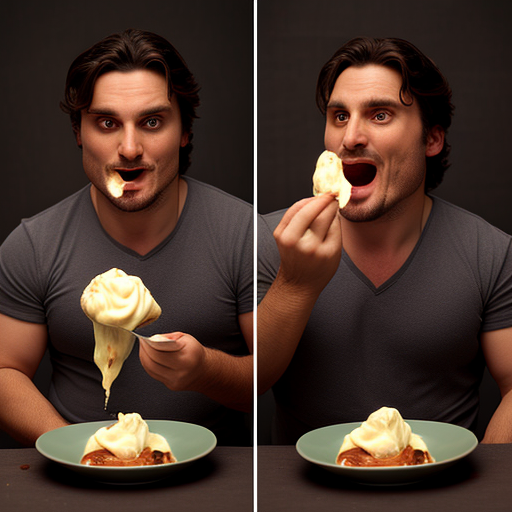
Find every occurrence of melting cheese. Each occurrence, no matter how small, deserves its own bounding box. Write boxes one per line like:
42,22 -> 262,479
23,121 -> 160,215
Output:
81,268 -> 161,407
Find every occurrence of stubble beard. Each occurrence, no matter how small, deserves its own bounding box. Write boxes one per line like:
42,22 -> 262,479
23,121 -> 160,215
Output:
341,166 -> 425,224
104,168 -> 180,214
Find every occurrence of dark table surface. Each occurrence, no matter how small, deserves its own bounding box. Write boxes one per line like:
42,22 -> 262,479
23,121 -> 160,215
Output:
1,446 -> 253,512
4,444 -> 512,511
257,444 -> 512,512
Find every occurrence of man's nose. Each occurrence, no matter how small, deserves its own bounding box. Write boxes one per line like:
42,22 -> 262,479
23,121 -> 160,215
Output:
342,118 -> 368,150
118,127 -> 143,160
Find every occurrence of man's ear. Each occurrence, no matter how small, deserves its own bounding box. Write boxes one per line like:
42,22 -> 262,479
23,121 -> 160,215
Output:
180,131 -> 189,148
74,124 -> 82,149
425,125 -> 444,157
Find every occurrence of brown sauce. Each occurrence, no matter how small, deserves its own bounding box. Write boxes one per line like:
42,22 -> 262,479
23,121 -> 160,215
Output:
336,445 -> 433,467
81,447 -> 176,466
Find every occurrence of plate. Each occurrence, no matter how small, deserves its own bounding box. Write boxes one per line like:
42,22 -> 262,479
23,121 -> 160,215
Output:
296,420 -> 478,485
36,419 -> 217,484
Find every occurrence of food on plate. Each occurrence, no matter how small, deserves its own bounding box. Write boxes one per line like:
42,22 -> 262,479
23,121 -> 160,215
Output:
81,268 -> 161,407
81,412 -> 176,466
336,407 -> 434,466
312,150 -> 352,208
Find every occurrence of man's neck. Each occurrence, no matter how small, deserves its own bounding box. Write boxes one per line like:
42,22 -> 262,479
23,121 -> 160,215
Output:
341,193 -> 432,287
90,177 -> 187,256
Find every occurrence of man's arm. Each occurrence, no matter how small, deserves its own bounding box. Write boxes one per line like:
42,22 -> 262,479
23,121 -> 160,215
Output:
481,326 -> 512,443
139,311 -> 254,413
0,313 -> 69,445
257,195 -> 342,394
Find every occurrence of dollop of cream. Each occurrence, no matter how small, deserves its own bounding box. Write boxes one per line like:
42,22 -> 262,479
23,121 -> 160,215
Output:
338,407 -> 430,459
82,412 -> 173,461
81,268 -> 161,407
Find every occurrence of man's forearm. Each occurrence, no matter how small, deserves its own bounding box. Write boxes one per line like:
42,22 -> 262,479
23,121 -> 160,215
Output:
193,351 -> 253,413
0,368 -> 68,445
257,276 -> 320,395
482,389 -> 512,443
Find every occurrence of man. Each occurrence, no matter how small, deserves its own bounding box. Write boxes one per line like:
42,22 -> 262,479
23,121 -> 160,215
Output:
0,29 -> 253,446
258,37 -> 512,444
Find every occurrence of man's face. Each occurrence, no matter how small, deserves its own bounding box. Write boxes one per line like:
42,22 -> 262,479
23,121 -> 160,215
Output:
324,64 -> 443,222
77,69 -> 188,212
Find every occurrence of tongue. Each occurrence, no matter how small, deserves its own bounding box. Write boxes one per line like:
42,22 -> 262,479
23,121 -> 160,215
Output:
343,163 -> 376,187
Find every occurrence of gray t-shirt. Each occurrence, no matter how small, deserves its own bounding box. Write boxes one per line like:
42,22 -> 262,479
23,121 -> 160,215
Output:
258,196 -> 512,444
0,177 -> 253,445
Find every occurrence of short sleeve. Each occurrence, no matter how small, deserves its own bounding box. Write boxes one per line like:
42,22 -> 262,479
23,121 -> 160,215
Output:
0,223 -> 47,323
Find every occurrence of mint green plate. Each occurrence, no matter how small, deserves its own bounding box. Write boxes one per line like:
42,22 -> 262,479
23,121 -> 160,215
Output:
296,420 -> 478,485
36,419 -> 217,484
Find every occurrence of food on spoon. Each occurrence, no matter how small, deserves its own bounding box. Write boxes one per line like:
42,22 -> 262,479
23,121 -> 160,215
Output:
336,407 -> 434,466
81,268 -> 161,408
81,412 -> 176,466
312,150 -> 352,208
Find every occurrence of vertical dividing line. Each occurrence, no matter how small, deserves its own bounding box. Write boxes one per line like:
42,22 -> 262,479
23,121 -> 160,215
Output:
253,1 -> 258,511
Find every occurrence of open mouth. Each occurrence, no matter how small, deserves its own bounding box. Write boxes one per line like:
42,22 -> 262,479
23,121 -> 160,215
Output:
117,169 -> 144,182
342,163 -> 377,187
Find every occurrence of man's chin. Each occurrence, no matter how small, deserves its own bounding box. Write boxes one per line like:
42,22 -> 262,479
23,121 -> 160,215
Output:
107,190 -> 160,213
340,202 -> 386,223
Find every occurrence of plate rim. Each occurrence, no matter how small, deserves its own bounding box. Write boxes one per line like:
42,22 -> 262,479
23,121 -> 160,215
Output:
296,419 -> 478,473
35,418 -> 217,471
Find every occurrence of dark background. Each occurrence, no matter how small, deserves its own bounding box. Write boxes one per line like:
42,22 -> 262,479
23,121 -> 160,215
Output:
0,0 -> 253,246
0,0 -> 253,448
257,0 -> 509,443
0,0 -> 508,447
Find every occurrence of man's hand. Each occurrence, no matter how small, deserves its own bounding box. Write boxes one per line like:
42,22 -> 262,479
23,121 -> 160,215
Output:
139,332 -> 253,412
273,193 -> 342,296
257,194 -> 342,393
138,332 -> 207,391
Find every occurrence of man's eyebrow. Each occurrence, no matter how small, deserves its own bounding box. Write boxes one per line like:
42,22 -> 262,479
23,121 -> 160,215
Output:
86,105 -> 173,117
326,98 -> 403,110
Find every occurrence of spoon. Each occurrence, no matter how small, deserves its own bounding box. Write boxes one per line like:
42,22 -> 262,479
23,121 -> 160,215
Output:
117,327 -> 176,344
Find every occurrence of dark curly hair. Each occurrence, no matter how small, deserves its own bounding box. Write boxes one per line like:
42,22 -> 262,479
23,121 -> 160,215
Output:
60,29 -> 200,174
316,37 -> 454,192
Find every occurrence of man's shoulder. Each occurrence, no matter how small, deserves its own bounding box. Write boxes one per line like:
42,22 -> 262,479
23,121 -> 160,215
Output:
22,186 -> 90,228
261,208 -> 287,232
432,195 -> 512,241
185,176 -> 252,211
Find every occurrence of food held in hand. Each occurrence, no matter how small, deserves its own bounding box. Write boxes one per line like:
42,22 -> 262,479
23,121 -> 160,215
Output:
81,413 -> 176,466
336,407 -> 434,466
81,268 -> 161,407
312,150 -> 352,208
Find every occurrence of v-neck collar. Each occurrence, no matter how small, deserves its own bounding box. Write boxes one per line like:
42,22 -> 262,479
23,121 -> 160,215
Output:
86,177 -> 192,261
341,196 -> 436,295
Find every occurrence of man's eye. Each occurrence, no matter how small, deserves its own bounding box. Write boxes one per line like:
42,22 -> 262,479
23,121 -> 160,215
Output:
100,119 -> 115,129
145,118 -> 160,128
374,112 -> 389,122
335,113 -> 348,122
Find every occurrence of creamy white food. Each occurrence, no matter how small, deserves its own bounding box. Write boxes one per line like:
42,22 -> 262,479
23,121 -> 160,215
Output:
106,171 -> 125,198
312,150 -> 352,208
337,407 -> 433,461
81,268 -> 161,407
81,412 -> 175,463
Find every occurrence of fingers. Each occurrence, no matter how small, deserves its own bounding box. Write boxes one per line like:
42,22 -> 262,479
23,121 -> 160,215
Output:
138,333 -> 206,391
141,332 -> 186,352
275,194 -> 339,245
